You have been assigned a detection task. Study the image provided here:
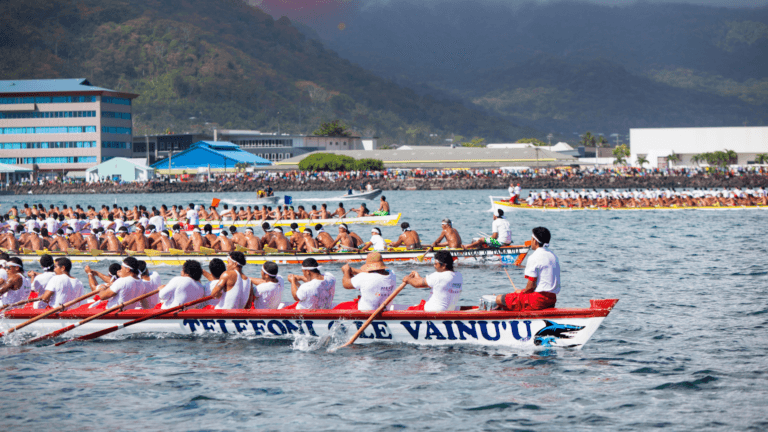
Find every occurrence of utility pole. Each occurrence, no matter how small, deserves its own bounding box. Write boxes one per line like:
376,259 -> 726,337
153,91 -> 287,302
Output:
547,133 -> 553,146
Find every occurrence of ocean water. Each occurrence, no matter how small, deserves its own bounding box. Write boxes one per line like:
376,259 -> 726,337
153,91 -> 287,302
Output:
1,190 -> 767,431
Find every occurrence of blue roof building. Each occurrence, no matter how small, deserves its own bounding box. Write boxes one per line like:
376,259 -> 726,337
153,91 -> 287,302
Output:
151,141 -> 272,173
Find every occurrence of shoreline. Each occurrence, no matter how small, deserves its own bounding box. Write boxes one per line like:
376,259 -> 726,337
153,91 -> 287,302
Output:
5,175 -> 767,195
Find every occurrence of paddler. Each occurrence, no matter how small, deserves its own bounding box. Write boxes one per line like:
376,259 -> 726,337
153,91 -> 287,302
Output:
403,250 -> 462,311
286,258 -> 336,309
151,230 -> 176,252
172,224 -> 191,251
329,224 -> 357,251
358,227 -> 387,252
372,196 -> 390,216
463,209 -> 512,249
211,230 -> 235,252
95,257 -> 144,310
336,252 -> 396,310
389,222 -> 422,250
431,219 -> 463,248
210,252 -> 251,309
186,227 -> 206,252
244,228 -> 263,252
158,260 -> 207,309
495,227 -> 559,311
0,258 -> 31,308
248,261 -> 284,309
315,224 -> 335,249
267,227 -> 292,252
35,258 -> 84,308
300,228 -> 321,252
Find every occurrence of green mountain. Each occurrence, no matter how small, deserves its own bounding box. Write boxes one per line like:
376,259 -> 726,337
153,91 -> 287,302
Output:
304,0 -> 768,139
0,0 -> 538,144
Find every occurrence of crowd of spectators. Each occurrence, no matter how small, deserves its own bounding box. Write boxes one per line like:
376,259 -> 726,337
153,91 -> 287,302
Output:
5,164 -> 767,188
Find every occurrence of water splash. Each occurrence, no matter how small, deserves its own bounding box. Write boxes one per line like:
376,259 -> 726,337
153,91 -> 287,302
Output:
291,320 -> 351,352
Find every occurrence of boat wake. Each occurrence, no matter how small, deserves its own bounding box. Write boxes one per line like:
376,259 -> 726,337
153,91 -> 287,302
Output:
291,321 -> 350,352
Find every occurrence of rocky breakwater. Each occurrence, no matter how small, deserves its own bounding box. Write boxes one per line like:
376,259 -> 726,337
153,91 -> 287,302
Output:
7,174 -> 766,195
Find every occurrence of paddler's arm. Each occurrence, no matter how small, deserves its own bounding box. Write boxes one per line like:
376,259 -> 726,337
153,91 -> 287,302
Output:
201,270 -> 214,282
0,275 -> 22,296
432,231 -> 445,247
340,264 -> 359,290
210,272 -> 233,298
517,277 -> 537,294
402,271 -> 428,288
288,274 -> 301,301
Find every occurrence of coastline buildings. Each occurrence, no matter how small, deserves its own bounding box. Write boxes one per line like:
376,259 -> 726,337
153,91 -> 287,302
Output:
629,126 -> 768,168
150,141 -> 272,174
0,78 -> 138,175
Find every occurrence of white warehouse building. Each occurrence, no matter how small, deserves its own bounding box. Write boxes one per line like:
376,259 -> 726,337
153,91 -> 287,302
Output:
629,126 -> 768,169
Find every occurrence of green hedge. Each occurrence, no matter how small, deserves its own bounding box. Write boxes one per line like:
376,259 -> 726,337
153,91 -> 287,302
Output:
298,153 -> 384,171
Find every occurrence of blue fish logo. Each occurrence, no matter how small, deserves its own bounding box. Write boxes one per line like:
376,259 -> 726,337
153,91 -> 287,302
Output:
534,320 -> 585,347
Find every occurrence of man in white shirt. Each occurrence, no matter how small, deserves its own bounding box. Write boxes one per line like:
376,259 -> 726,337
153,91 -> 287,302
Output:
403,250 -> 462,311
148,210 -> 165,234
96,257 -> 145,309
158,260 -> 206,309
359,227 -> 387,251
37,257 -> 84,308
0,258 -> 31,307
496,227 -> 559,311
186,203 -> 199,230
287,258 -> 335,309
464,209 -> 512,249
338,252 -> 397,310
248,261 -> 284,309
27,254 -> 58,308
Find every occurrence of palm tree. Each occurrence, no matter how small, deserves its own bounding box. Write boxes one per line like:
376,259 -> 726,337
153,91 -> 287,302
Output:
691,154 -> 702,166
755,153 -> 768,164
724,149 -> 737,165
579,132 -> 596,147
636,155 -> 649,167
667,152 -> 681,167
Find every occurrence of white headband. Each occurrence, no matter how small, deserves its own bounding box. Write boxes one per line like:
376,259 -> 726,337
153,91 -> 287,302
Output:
302,266 -> 320,271
161,231 -> 169,237
193,228 -> 201,233
261,266 -> 277,277
6,262 -> 21,268
0,260 -> 5,266
227,256 -> 244,266
532,232 -> 549,248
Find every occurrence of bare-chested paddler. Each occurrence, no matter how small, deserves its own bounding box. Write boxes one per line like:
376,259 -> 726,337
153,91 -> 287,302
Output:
329,224 -> 357,251
332,203 -> 346,218
84,229 -> 102,252
389,222 -> 422,250
151,230 -> 176,252
300,228 -> 320,252
187,227 -> 207,252
48,229 -> 71,252
260,222 -> 274,246
373,196 -> 390,216
244,228 -> 263,252
123,225 -> 149,252
203,224 -> 218,246
268,227 -> 292,252
288,223 -> 304,251
431,219 -> 463,248
211,230 -> 235,252
99,229 -> 123,253
315,224 -> 335,249
230,226 -> 247,247
172,224 -> 191,251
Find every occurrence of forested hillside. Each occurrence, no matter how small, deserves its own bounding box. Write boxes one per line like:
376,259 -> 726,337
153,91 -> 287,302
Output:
0,0 -> 537,144
309,0 -> 768,137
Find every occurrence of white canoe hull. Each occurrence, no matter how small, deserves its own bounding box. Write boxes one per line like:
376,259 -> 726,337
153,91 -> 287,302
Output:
2,299 -> 618,349
489,196 -> 768,213
163,212 -> 401,228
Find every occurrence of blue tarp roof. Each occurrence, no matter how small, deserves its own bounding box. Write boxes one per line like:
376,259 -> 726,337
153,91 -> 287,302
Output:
0,78 -> 123,95
150,141 -> 273,169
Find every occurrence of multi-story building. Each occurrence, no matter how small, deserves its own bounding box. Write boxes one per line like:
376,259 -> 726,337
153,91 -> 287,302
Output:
0,78 -> 137,174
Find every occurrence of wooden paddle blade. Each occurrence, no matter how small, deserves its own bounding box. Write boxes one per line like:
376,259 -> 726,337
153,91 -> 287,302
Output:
199,247 -> 216,255
169,248 -> 185,255
22,324 -> 75,345
234,244 -> 248,253
264,246 -> 278,254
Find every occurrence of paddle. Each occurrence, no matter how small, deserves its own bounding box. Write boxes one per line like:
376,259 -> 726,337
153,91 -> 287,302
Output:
55,295 -> 215,346
503,268 -> 518,290
416,246 -> 433,263
337,281 -> 407,349
21,288 -> 161,345
0,290 -> 98,338
0,297 -> 40,312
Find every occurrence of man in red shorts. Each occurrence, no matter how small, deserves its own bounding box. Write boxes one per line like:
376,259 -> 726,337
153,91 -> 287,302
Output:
496,226 -> 559,311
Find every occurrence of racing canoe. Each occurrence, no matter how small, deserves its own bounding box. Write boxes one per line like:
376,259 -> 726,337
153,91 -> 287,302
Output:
1,299 -> 618,349
489,196 -> 768,213
8,245 -> 529,266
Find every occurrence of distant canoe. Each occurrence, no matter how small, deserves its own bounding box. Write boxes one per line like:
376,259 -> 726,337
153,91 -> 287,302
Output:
489,196 -> 768,213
